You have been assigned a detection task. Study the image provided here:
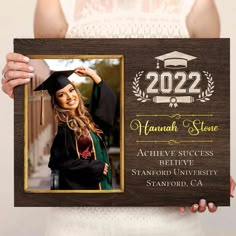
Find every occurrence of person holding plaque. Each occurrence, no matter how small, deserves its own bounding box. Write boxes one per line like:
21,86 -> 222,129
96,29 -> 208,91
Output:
1,0 -> 236,235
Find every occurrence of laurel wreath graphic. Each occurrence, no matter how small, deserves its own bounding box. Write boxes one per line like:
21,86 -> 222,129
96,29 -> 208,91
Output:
196,71 -> 214,102
132,71 -> 151,103
132,70 -> 214,104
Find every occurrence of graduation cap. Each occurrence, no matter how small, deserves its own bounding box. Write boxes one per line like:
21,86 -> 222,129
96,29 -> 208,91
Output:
34,70 -> 75,126
155,51 -> 197,69
34,70 -> 75,96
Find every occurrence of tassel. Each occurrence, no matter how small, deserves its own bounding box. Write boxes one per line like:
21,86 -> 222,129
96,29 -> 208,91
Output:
40,90 -> 44,126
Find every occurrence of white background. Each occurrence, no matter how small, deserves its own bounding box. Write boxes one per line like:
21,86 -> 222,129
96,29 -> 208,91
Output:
0,0 -> 235,235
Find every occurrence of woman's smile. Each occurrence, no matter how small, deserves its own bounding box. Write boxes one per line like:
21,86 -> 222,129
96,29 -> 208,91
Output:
67,99 -> 77,106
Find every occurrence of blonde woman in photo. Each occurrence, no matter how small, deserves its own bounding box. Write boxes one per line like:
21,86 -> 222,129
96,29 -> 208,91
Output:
33,67 -> 115,190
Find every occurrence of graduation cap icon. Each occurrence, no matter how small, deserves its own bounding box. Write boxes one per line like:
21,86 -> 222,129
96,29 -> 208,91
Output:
155,51 -> 197,69
34,70 -> 75,96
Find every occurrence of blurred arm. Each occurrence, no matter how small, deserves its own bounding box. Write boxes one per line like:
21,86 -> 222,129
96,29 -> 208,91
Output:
34,0 -> 68,38
186,0 -> 220,38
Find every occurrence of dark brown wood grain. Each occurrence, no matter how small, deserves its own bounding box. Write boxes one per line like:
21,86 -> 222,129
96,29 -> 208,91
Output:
14,39 -> 230,206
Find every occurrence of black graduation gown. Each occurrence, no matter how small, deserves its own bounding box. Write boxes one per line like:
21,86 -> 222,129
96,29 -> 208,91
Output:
48,81 -> 117,190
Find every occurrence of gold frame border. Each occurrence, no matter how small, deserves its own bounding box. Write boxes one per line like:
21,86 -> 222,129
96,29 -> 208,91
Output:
24,55 -> 125,193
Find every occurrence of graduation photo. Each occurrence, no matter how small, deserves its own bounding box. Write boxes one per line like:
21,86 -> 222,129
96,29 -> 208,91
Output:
25,58 -> 123,192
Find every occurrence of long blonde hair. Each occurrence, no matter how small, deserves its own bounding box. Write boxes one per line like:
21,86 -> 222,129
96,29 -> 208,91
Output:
51,84 -> 102,138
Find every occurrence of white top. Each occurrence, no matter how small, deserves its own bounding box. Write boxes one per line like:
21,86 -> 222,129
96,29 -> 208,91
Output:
46,207 -> 204,236
65,0 -> 195,38
46,1 -> 204,236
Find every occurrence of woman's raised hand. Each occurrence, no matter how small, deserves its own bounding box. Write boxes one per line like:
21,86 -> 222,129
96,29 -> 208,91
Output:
75,67 -> 102,84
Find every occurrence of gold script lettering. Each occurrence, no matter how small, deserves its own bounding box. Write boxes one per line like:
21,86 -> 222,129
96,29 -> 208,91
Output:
130,119 -> 178,136
182,119 -> 219,136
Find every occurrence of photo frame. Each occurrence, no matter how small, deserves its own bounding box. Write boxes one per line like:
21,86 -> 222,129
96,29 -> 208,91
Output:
14,39 -> 230,206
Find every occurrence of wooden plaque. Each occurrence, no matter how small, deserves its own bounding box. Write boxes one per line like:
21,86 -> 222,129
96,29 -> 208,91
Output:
14,39 -> 230,206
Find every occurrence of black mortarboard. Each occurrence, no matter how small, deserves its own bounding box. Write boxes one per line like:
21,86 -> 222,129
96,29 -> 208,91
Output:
34,70 -> 75,96
34,70 -> 75,126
